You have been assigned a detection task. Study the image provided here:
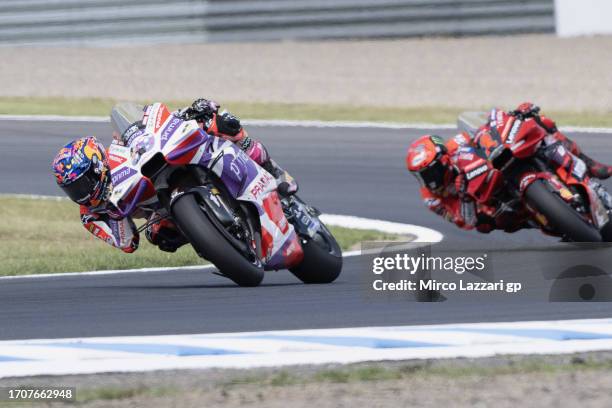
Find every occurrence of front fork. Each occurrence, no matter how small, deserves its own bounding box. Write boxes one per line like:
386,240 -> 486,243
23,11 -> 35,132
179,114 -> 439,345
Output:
281,196 -> 321,239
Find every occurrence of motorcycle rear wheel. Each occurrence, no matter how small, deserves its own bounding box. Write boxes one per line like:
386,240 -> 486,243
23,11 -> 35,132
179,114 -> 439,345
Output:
524,180 -> 602,242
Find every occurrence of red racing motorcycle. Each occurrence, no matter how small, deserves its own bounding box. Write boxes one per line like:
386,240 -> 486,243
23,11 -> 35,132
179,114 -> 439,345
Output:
457,109 -> 612,242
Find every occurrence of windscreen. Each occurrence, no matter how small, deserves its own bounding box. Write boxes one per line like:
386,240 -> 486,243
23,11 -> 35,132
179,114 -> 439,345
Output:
110,102 -> 145,136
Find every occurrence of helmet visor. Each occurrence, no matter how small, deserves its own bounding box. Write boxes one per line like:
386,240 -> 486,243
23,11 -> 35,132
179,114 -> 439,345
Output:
59,165 -> 101,205
418,159 -> 447,191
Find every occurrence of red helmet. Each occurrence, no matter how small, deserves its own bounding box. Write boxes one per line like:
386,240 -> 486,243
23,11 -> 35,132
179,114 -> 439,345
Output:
406,135 -> 453,192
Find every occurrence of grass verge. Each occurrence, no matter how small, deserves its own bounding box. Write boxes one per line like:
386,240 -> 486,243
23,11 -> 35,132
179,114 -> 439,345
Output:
51,353 -> 612,405
1,96 -> 611,127
0,196 -> 398,276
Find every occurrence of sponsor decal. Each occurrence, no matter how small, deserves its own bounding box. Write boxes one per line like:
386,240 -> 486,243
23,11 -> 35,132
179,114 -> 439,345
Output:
506,119 -> 522,145
489,108 -> 497,127
465,164 -> 488,180
123,124 -> 143,146
111,166 -> 137,186
519,173 -> 537,192
559,188 -> 574,201
130,134 -> 155,165
108,153 -> 127,167
230,152 -> 250,178
155,109 -> 164,130
250,172 -> 274,199
142,105 -> 152,126
431,135 -> 444,145
160,117 -> 181,146
454,133 -> 467,145
572,158 -> 587,179
411,144 -> 427,167
170,189 -> 184,201
424,198 -> 440,208
153,104 -> 170,132
457,149 -> 474,161
496,110 -> 504,126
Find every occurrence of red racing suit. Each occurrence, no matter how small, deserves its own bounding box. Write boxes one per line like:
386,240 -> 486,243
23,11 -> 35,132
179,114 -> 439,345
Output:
81,110 -> 268,253
420,106 -> 586,234
474,107 -> 578,161
418,132 -> 495,232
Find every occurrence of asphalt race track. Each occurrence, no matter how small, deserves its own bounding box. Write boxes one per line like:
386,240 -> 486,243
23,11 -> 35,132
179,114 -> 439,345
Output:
1,119 -> 612,340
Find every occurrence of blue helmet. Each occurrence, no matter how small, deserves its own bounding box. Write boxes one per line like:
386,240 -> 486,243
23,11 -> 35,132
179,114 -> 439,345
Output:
52,136 -> 109,206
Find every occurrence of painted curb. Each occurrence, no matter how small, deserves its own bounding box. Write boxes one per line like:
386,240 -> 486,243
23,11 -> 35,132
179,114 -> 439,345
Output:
1,318 -> 612,378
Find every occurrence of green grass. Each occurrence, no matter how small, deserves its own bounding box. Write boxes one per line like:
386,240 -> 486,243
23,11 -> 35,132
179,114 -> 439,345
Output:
0,196 -> 398,276
223,356 -> 612,388
64,355 -> 612,405
1,96 -> 611,127
76,386 -> 175,403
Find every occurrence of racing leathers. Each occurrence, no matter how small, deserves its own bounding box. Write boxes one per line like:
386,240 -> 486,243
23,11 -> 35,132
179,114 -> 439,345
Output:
177,98 -> 298,196
420,103 -> 612,233
476,104 -> 612,180
418,132 -> 496,233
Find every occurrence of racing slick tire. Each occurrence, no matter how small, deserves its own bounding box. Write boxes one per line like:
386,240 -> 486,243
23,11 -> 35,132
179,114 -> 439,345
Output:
172,194 -> 265,287
290,223 -> 343,284
525,180 -> 602,242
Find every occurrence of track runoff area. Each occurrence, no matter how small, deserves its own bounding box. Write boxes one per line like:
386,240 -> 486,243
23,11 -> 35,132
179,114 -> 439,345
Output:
1,115 -> 612,377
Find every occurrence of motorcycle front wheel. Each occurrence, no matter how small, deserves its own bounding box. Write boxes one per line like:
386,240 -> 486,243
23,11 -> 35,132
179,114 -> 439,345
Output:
172,193 -> 265,287
290,222 -> 343,284
524,180 -> 602,242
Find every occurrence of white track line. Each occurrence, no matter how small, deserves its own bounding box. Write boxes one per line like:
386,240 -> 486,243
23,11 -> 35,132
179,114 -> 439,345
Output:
0,195 -> 443,280
0,114 -> 610,133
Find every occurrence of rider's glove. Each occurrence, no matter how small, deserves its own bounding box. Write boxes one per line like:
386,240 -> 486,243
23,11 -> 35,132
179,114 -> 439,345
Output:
215,111 -> 242,137
189,98 -> 220,122
145,219 -> 188,253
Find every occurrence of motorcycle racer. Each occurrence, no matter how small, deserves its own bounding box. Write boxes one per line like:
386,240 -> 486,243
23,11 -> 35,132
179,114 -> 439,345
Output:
407,132 -> 497,233
53,99 -> 297,254
407,102 -> 612,233
177,98 -> 298,196
476,102 -> 612,180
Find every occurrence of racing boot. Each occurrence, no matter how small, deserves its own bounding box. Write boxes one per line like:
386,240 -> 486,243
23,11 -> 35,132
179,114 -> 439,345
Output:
550,132 -> 612,180
580,153 -> 612,180
262,159 -> 298,197
145,216 -> 189,253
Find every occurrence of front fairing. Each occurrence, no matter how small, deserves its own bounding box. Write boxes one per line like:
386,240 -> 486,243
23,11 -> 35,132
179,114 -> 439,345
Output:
108,103 -> 207,216
107,142 -> 156,217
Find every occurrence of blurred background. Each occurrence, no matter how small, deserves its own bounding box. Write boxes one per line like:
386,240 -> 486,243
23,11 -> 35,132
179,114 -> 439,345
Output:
0,0 -> 608,45
0,0 -> 610,117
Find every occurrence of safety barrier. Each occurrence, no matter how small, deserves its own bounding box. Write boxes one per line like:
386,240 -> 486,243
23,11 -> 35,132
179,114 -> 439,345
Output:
0,0 -> 554,45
